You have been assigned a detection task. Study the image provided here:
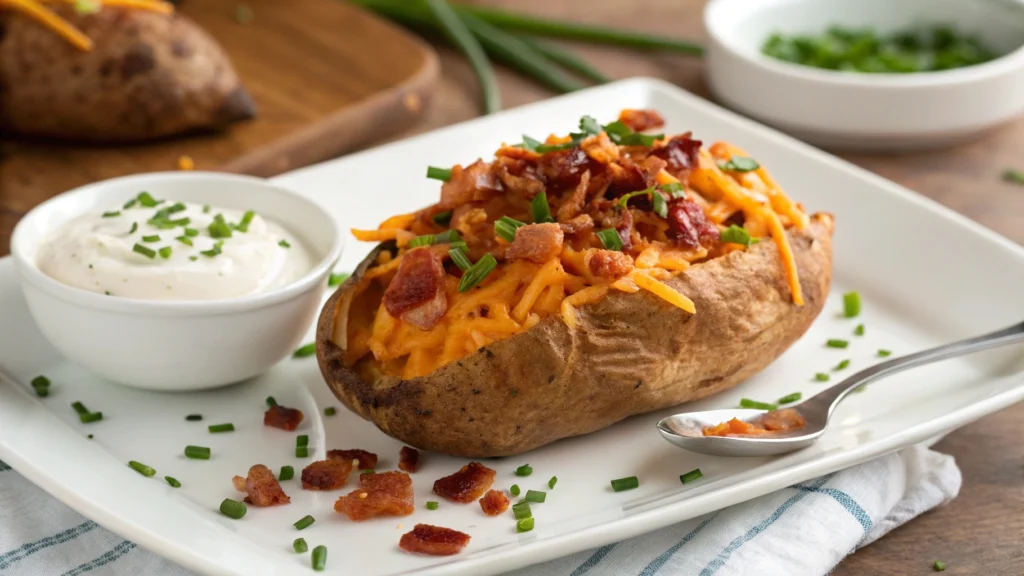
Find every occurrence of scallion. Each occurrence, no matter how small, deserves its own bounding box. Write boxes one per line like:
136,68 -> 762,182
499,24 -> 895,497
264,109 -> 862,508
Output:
142,234 -> 160,243
31,375 -> 50,397
515,464 -> 532,477
185,414 -> 203,421
510,484 -> 521,496
432,210 -> 453,226
80,412 -> 103,423
513,501 -> 532,520
531,190 -> 555,223
516,517 -> 535,533
236,210 -> 256,233
208,423 -> 235,433
854,324 -> 865,336
266,396 -> 277,407
219,498 -> 247,519
328,273 -> 349,287
660,182 -> 685,197
137,192 -> 161,207
293,343 -> 316,358
833,359 -> 851,371
293,538 -> 308,553
158,246 -> 172,259
720,225 -> 759,248
814,373 -> 830,382
102,210 -> 121,218
610,476 -> 639,492
494,216 -> 525,242
311,545 -> 327,571
933,560 -> 947,572
294,515 -> 315,530
297,435 -> 309,448
524,489 -> 546,503
596,228 -> 623,251
427,166 -> 453,181
278,239 -> 291,249
777,392 -> 802,404
184,445 -> 211,460
877,349 -> 892,357
680,468 -> 703,484
843,291 -> 861,318
165,476 -> 181,488
408,234 -> 436,248
128,460 -> 156,477
739,398 -> 777,411
208,214 -> 233,238
128,222 -> 138,234
718,156 -> 760,172
826,339 -> 849,349
201,241 -> 224,257
132,243 -> 156,259
176,236 -> 193,246
458,254 -> 497,292
449,247 -> 473,271
184,227 -> 199,237
548,476 -> 557,489
651,189 -> 668,218
426,501 -> 439,510
279,465 -> 295,481
324,406 -> 336,416
296,446 -> 309,458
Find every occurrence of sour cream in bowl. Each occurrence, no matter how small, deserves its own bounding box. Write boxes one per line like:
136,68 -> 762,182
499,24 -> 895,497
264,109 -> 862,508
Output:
10,172 -> 344,391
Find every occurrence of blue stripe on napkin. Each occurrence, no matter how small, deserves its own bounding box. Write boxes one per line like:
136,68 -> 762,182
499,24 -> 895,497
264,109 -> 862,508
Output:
0,521 -> 100,570
60,541 -> 136,576
794,485 -> 873,533
639,513 -> 717,576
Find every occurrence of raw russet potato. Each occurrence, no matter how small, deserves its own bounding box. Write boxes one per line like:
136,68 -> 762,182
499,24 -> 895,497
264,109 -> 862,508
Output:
0,6 -> 255,142
316,213 -> 834,457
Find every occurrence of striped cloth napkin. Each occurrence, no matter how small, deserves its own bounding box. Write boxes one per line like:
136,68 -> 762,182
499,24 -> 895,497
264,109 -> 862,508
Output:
0,445 -> 959,576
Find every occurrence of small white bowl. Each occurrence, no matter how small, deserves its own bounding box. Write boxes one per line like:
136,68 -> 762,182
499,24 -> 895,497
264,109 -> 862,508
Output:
10,172 -> 344,391
705,0 -> 1024,150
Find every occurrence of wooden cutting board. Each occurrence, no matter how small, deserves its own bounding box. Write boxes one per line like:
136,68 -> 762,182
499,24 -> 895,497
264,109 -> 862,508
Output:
0,0 -> 438,255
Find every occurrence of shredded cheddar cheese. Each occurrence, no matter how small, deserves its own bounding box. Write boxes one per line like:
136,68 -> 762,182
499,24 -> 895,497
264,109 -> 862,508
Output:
2,0 -> 175,51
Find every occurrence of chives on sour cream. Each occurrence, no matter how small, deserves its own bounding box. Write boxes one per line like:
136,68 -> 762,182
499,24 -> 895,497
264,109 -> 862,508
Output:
36,194 -> 312,301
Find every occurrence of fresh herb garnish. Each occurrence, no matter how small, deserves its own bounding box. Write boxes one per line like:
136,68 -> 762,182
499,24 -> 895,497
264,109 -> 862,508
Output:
311,545 -> 327,571
933,560 -> 947,572
510,484 -> 521,496
718,156 -> 760,172
408,234 -> 435,248
842,291 -> 861,318
184,227 -> 199,237
296,446 -> 309,458
833,359 -> 851,371
185,414 -> 203,421
720,225 -> 760,248
165,476 -> 181,488
513,501 -> 531,520
142,235 -> 160,243
158,246 -> 172,259
778,392 -> 802,404
603,120 -> 663,146
610,476 -> 639,492
739,398 -> 777,411
1003,169 -> 1024,185
521,134 -> 576,153
278,239 -> 291,249
659,182 -> 686,198
31,375 -> 50,397
128,222 -> 138,234
102,211 -> 121,218
854,324 -> 865,336
548,476 -> 557,489
294,515 -> 315,530
449,247 -> 473,271
426,501 -> 439,510
201,241 -> 224,258
531,190 -> 555,223
458,254 -> 497,292
136,192 -> 161,208
123,198 -> 138,210
184,445 -> 211,460
814,372 -> 830,382
596,228 -> 623,251
328,273 -> 349,287
128,460 -> 156,477
524,489 -> 546,503
494,216 -> 526,243
208,214 -> 234,238
176,236 -> 193,246
516,517 -> 535,533
877,349 -> 892,357
515,464 -> 533,477
324,407 -> 336,416
296,435 -> 309,448
208,423 -> 235,433
236,210 -> 256,233
826,339 -> 849,349
219,498 -> 247,519
615,186 -> 667,217
293,343 -> 316,358
132,244 -> 156,259
426,166 -> 453,181
279,466 -> 295,481
432,210 -> 453,226
293,538 -> 308,553
80,412 -> 103,423
202,204 -> 211,214
680,468 -> 703,484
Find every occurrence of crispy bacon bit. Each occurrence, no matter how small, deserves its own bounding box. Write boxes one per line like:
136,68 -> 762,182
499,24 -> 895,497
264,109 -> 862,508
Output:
478,489 -> 510,516
494,156 -> 545,199
605,158 -> 648,198
761,408 -> 807,432
334,471 -> 414,521
615,208 -> 634,251
642,155 -> 668,185
440,160 -> 500,209
618,109 -> 665,132
588,249 -> 634,279
264,405 -> 304,431
537,147 -> 590,190
433,461 -> 496,503
581,132 -> 620,164
668,198 -> 719,250
327,449 -> 378,470
383,248 -> 448,330
234,464 -> 290,506
556,170 -> 590,222
651,134 -> 702,175
399,524 -> 471,556
398,446 -> 420,473
506,223 -> 564,264
559,214 -> 595,239
301,458 -> 352,491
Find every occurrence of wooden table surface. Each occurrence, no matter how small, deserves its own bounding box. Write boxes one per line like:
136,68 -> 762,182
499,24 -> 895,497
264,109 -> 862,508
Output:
389,1 -> 1024,574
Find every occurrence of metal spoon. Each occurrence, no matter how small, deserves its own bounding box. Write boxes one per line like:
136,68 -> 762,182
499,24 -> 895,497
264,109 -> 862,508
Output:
657,321 -> 1024,457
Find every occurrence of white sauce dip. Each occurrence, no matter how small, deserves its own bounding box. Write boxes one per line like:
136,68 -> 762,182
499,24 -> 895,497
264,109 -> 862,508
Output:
36,196 -> 313,300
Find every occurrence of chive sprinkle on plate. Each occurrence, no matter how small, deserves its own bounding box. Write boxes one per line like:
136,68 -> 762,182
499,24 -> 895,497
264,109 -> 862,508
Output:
311,545 -> 327,571
512,501 -> 531,520
219,498 -> 247,519
426,501 -> 439,510
739,398 -> 777,411
548,476 -> 557,489
293,343 -> 316,358
826,338 -> 849,349
208,423 -> 235,433
877,349 -> 893,357
777,392 -> 802,405
294,515 -> 315,530
680,468 -> 703,484
279,466 -> 295,481
516,517 -> 535,533
814,372 -> 830,382
185,414 -> 203,421
833,359 -> 851,371
524,489 -> 546,503
610,476 -> 639,492
128,460 -> 156,477
515,464 -> 532,477
324,406 -> 336,416
933,560 -> 947,572
293,538 -> 308,553
510,484 -> 521,496
165,476 -> 181,488
184,445 -> 211,460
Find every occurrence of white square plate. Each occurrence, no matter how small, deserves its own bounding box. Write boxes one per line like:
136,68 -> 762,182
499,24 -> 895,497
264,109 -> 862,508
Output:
2,78 -> 1023,576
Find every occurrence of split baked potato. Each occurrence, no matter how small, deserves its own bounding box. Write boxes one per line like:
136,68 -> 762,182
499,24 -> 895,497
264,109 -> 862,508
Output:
316,109 -> 833,457
0,1 -> 255,142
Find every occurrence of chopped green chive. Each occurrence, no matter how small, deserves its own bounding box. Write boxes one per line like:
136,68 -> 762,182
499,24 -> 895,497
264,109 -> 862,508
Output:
602,120 -> 663,146
142,234 -> 160,243
80,412 -> 103,423
610,476 -> 639,492
184,227 -> 199,237
176,236 -> 193,246
360,469 -> 374,475
596,228 -> 624,251
877,349 -> 893,357
202,204 -> 211,214
185,414 -> 203,421
328,273 -> 349,287
740,398 -> 777,411
208,214 -> 233,238
324,407 -> 336,416
449,247 -> 473,271
184,445 -> 211,460
512,500 -> 532,519
854,324 -> 865,336
279,466 -> 295,481
293,515 -> 315,530
132,243 -> 156,259
189,256 -> 198,262
494,216 -> 526,243
660,182 -> 685,197
72,401 -> 89,416
432,210 -> 453,226
293,343 -> 316,358
458,254 -> 497,292
278,239 -> 291,248
510,484 -> 521,496
842,291 -> 861,318
219,498 -> 247,519
524,490 -> 546,503
128,222 -> 138,234
651,190 -> 668,218
720,225 -> 760,248
128,460 -> 156,477
680,468 -> 704,484
718,156 -> 760,172
933,560 -> 947,572
548,476 -> 557,489
296,446 -> 309,458
531,190 -> 555,223
87,434 -> 93,439
297,435 -> 309,448
137,192 -> 161,207
435,229 -> 462,244
31,375 -> 50,397
826,339 -> 849,349
615,188 -> 653,209
293,538 -> 308,553
123,198 -> 138,209
266,396 -> 277,407
515,464 -> 533,477
311,545 -> 327,571
208,423 -> 235,433
778,392 -> 802,404
426,501 -> 439,510
834,359 -> 851,371
158,246 -> 172,259
165,476 -> 181,488
200,241 -> 224,258
236,210 -> 256,233
426,166 -> 452,181
814,372 -> 830,382
1004,169 -> 1024,185
408,234 -> 436,248
102,210 -> 121,218
516,517 -> 535,533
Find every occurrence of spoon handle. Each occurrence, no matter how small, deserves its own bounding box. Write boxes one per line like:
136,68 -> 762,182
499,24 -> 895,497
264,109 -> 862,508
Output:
799,321 -> 1024,418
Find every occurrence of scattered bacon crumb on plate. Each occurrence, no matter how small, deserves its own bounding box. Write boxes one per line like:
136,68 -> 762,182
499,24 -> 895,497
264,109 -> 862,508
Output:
264,404 -> 304,431
433,461 -> 496,503
398,446 -> 420,472
327,448 -> 378,470
301,458 -> 352,491
334,471 -> 414,521
479,489 -> 509,516
399,524 -> 471,556
232,464 -> 290,506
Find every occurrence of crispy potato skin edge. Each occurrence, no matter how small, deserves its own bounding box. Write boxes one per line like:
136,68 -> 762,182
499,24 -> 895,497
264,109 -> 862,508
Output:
316,214 -> 834,457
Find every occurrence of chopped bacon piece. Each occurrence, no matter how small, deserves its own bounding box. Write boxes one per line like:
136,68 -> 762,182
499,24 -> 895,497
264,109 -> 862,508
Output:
433,461 -> 496,503
439,160 -> 501,209
559,214 -> 594,239
327,449 -> 378,470
668,198 -> 719,250
651,134 -> 702,175
334,471 -> 414,521
506,223 -> 564,264
301,458 -> 352,491
605,159 -> 648,198
398,446 -> 420,473
618,109 -> 665,132
761,408 -> 807,432
494,156 -> 545,199
642,155 -> 668,185
399,524 -> 471,556
581,132 -> 620,164
382,248 -> 448,330
264,405 -> 304,431
588,249 -> 634,279
537,147 -> 590,190
234,464 -> 290,506
556,170 -> 590,222
478,489 -> 510,516
615,208 -> 634,251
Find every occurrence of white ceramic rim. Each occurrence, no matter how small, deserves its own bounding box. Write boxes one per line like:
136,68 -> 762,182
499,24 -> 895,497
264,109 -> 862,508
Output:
10,171 -> 345,317
704,0 -> 1024,88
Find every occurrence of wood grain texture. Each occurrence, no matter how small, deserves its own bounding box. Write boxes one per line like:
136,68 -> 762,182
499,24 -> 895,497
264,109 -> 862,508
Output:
0,0 -> 438,254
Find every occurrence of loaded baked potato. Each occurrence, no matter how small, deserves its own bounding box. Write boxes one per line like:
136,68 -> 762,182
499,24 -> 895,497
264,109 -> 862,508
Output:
316,109 -> 833,457
0,0 -> 255,142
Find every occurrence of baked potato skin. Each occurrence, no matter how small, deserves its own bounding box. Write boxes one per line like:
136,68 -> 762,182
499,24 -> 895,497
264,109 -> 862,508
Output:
0,7 -> 255,142
317,213 -> 834,457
